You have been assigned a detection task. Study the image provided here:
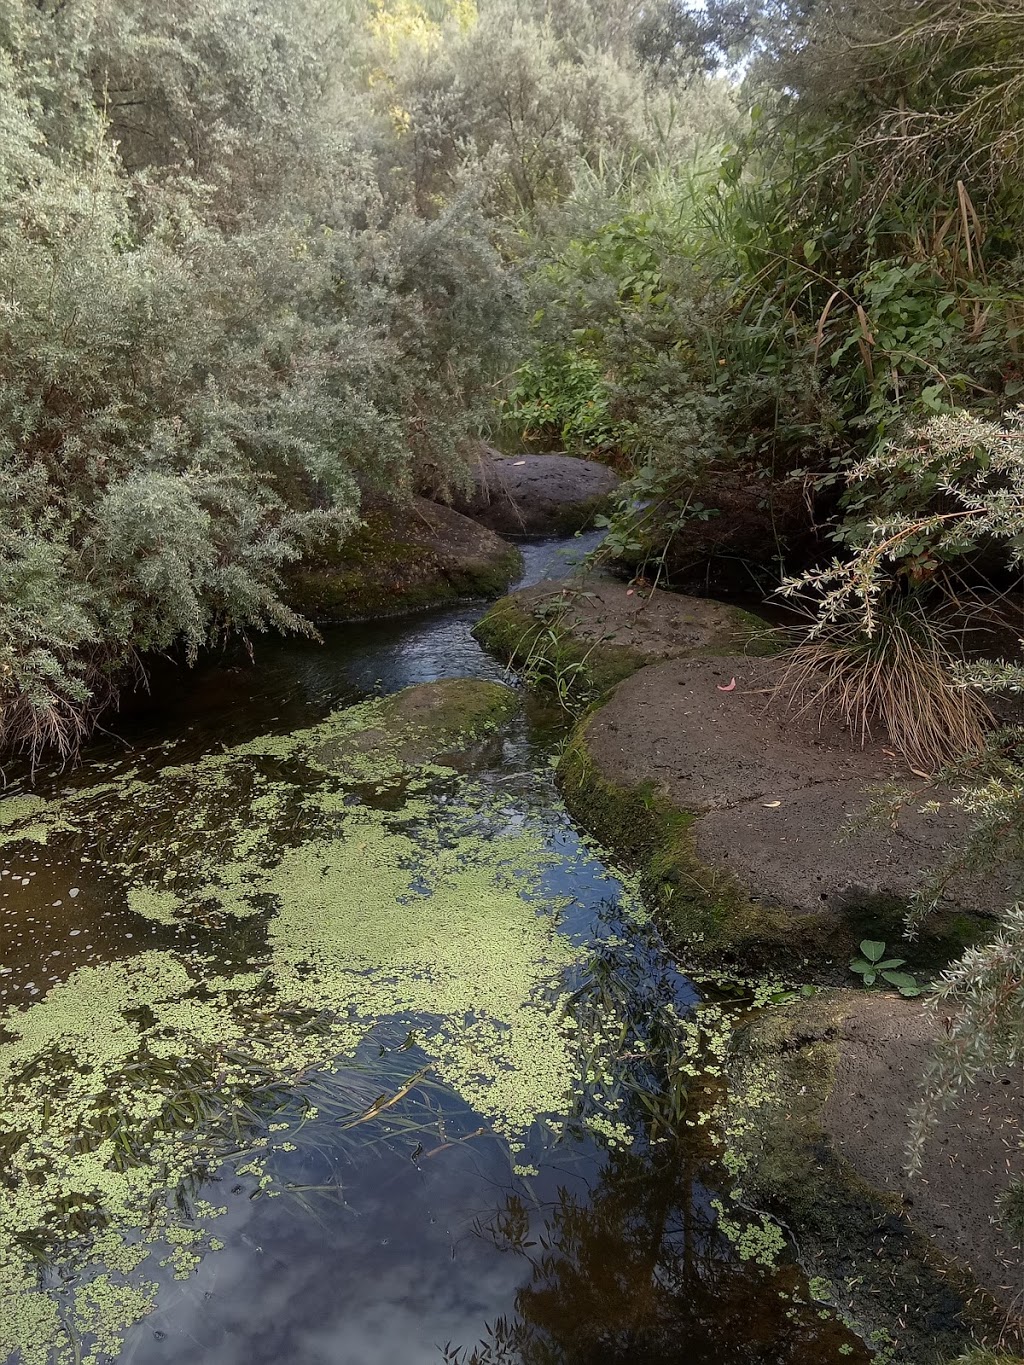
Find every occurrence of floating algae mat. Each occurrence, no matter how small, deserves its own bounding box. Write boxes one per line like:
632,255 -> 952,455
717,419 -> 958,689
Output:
0,668 -> 869,1364
0,682 -> 618,1360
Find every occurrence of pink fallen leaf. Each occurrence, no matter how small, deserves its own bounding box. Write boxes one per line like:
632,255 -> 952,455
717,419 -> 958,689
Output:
717,677 -> 737,692
626,588 -> 635,597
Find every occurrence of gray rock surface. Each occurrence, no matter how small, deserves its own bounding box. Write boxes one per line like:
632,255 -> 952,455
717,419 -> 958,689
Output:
582,654 -> 1010,919
823,992 -> 1024,1316
497,575 -> 774,660
449,450 -> 619,536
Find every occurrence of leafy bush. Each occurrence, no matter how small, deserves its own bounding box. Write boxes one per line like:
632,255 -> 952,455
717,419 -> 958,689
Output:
0,0 -> 526,761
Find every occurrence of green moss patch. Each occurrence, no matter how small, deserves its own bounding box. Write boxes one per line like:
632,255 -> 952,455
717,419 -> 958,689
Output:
311,678 -> 521,773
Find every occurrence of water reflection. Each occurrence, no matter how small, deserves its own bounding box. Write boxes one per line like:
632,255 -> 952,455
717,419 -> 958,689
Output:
117,1118 -> 534,1365
452,1146 -> 872,1364
114,1116 -> 869,1365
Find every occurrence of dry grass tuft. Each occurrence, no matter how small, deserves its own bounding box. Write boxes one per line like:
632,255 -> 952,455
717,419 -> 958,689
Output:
774,605 -> 994,774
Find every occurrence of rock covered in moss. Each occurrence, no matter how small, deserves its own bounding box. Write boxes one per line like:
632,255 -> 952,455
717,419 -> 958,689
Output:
284,494 -> 523,623
447,450 -> 619,536
557,655 -> 1007,968
474,574 -> 776,705
311,679 -> 521,773
720,992 -> 1024,1362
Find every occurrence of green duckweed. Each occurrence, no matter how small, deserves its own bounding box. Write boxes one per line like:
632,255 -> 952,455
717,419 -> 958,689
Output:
0,680 -> 613,1363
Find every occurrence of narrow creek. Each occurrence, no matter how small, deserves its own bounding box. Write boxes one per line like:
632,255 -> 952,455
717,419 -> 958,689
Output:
0,536 -> 871,1365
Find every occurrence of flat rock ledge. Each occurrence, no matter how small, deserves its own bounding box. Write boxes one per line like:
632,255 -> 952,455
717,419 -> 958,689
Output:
474,575 -> 778,702
558,654 -> 1014,969
447,450 -> 619,536
285,495 -> 523,623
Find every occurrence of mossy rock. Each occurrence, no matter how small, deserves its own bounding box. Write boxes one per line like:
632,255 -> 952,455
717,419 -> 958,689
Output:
556,723 -> 810,970
473,592 -> 647,705
285,495 -> 523,623
557,718 -> 993,976
473,575 -> 779,708
721,995 -> 1023,1363
311,679 -> 521,774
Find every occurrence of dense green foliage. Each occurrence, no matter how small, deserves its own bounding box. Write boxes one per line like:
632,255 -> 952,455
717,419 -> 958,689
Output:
507,3 -> 1024,584
0,0 -> 739,760
496,0 -> 1024,1237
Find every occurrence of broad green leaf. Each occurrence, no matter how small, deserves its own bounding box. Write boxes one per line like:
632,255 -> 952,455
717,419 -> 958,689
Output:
880,971 -> 921,996
860,939 -> 886,963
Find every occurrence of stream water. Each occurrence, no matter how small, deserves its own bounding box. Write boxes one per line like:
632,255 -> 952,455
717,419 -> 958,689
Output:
0,536 -> 872,1365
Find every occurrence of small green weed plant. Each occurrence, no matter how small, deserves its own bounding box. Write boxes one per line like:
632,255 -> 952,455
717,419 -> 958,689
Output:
849,940 -> 922,997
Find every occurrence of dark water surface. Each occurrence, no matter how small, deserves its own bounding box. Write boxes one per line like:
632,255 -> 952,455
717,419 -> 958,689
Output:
0,535 -> 870,1365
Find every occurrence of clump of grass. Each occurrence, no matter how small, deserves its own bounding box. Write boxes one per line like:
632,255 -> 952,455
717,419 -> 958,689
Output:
773,601 -> 994,774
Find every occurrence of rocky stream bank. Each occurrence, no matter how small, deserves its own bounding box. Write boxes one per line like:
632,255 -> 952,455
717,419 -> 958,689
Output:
282,451 -> 621,623
473,564 -> 1024,1364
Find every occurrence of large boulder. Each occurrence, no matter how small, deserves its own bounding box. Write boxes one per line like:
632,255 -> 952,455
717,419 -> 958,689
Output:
448,450 -> 619,536
723,992 -> 1024,1361
284,495 -> 523,623
558,655 -> 1014,969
